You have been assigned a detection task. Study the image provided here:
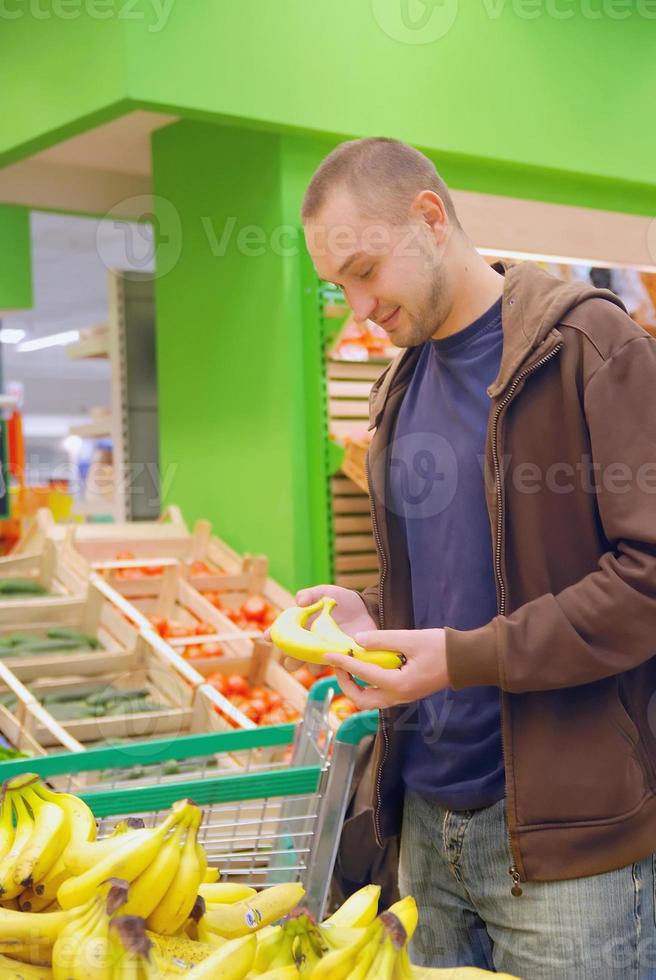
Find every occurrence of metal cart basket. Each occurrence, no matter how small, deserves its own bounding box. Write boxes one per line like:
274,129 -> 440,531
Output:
0,678 -> 378,918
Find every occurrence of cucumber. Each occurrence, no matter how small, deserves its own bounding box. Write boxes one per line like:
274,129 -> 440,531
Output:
0,579 -> 48,596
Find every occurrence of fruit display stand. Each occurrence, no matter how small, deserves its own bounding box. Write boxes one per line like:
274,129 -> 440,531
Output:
0,678 -> 378,917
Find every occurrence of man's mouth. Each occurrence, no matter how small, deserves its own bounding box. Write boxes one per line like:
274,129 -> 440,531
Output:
378,307 -> 400,329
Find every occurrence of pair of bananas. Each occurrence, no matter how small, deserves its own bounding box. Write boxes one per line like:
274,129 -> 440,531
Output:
270,597 -> 404,670
0,773 -> 96,912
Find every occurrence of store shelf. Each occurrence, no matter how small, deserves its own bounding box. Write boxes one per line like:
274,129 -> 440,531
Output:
66,328 -> 109,360
68,421 -> 112,439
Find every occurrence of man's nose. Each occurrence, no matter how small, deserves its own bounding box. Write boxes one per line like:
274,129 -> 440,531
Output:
345,287 -> 376,324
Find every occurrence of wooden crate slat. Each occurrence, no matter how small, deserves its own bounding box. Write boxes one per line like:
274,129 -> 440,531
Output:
331,476 -> 364,496
335,553 -> 378,572
331,420 -> 371,440
327,360 -> 385,381
335,534 -> 378,553
329,399 -> 371,419
333,515 -> 372,534
335,572 -> 378,590
328,380 -> 374,398
332,496 -> 371,515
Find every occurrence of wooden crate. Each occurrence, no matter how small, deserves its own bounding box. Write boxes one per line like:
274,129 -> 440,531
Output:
12,505 -> 189,556
0,538 -> 86,605
0,632 -> 209,752
330,475 -> 378,591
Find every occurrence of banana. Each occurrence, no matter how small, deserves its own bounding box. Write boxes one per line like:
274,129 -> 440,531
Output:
13,788 -> 68,889
25,853 -> 69,909
310,598 -> 404,669
146,806 -> 204,936
322,884 -> 381,929
69,898 -> 112,980
252,925 -> 285,972
365,933 -> 396,980
62,819 -> 143,875
57,810 -> 180,910
256,968 -> 299,980
311,918 -> 382,980
0,793 -> 16,862
319,924 -> 366,950
198,883 -> 257,904
196,918 -> 227,947
203,867 -> 219,884
51,900 -> 99,978
0,939 -> 53,966
121,819 -> 185,919
202,882 -> 305,939
0,904 -> 78,946
33,783 -> 96,848
387,895 -> 418,942
0,952 -> 53,978
178,933 -> 255,979
146,932 -> 215,967
0,797 -> 36,901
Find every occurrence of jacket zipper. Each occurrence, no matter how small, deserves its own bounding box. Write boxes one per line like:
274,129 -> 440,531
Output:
491,340 -> 563,896
367,450 -> 390,848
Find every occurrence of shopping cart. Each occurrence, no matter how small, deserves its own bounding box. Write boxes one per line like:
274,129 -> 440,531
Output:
0,677 -> 378,918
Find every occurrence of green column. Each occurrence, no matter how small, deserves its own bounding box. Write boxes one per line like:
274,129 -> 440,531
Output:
0,205 -> 32,311
152,121 -> 332,592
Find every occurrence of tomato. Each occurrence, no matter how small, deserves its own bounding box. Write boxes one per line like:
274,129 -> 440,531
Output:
183,645 -> 204,660
201,642 -> 223,657
229,695 -> 248,711
330,696 -> 358,721
194,621 -> 215,636
148,615 -> 168,637
115,550 -> 135,561
224,608 -> 241,623
190,560 -> 212,575
226,674 -> 249,697
267,692 -> 283,710
144,564 -> 164,576
249,686 -> 269,704
207,672 -> 228,695
164,622 -> 190,639
291,666 -> 315,690
241,596 -> 268,623
263,609 -> 277,628
202,591 -> 223,609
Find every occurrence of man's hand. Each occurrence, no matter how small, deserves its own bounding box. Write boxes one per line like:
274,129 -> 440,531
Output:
324,628 -> 450,710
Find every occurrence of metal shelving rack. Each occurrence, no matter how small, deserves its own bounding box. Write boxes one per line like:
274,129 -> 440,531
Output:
67,270 -> 159,523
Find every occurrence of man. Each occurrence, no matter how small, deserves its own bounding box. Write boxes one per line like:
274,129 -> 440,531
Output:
298,138 -> 656,979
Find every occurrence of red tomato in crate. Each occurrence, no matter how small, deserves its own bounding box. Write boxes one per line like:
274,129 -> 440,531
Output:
267,692 -> 283,710
144,565 -> 164,576
194,622 -> 215,636
201,642 -> 224,658
249,686 -> 270,704
190,560 -> 212,575
164,622 -> 189,639
226,674 -> 249,697
241,596 -> 268,623
207,672 -> 229,695
224,608 -> 241,623
148,615 -> 168,637
202,591 -> 223,609
245,698 -> 268,723
330,695 -> 359,722
183,645 -> 204,661
290,666 -> 315,690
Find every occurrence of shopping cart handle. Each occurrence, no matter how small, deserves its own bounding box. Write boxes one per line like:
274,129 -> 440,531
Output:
334,710 -> 379,745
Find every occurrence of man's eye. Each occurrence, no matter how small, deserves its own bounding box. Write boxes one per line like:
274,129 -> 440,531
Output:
359,267 -> 374,280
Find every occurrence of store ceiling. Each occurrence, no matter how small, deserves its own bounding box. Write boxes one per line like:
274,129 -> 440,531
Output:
0,110 -> 177,216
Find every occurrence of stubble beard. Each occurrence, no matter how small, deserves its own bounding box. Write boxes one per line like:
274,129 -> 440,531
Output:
393,261 -> 452,348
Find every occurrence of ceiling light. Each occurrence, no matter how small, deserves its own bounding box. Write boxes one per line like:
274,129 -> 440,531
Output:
0,328 -> 26,345
17,330 -> 80,352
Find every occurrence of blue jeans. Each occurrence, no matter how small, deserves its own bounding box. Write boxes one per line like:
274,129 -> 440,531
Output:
399,790 -> 656,979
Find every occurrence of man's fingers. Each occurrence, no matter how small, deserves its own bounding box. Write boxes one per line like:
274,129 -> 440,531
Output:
295,584 -> 339,606
332,669 -> 388,710
353,629 -> 412,652
324,652 -> 394,688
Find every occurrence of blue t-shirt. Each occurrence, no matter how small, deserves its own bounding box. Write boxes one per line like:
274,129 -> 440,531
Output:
388,298 -> 505,810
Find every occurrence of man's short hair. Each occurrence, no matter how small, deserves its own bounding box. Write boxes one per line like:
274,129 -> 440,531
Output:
301,137 -> 460,228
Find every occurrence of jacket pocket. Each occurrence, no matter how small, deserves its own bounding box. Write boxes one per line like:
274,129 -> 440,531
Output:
614,682 -> 641,748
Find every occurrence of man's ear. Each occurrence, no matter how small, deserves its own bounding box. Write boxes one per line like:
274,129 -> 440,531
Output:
412,190 -> 449,245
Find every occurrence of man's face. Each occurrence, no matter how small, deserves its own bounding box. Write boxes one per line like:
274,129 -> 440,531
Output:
304,187 -> 454,347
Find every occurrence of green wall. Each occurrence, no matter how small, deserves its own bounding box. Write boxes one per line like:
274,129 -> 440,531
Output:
2,2 -> 656,213
152,121 -> 332,590
0,206 -> 32,311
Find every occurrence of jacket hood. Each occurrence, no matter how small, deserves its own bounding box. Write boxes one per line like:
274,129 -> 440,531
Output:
369,261 -> 626,426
